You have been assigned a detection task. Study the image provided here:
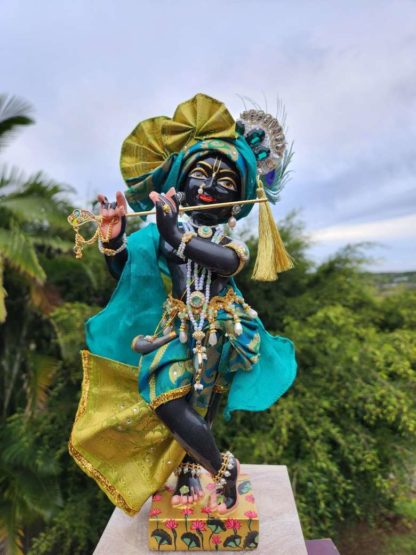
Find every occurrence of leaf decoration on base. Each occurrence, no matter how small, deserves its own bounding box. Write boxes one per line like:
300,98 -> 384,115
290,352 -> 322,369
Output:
181,531 -> 201,549
207,517 -> 227,533
151,528 -> 172,547
223,533 -> 242,548
244,530 -> 259,549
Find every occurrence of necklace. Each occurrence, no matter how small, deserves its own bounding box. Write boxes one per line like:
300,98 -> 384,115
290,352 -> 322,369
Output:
182,221 -> 223,391
188,218 -> 218,239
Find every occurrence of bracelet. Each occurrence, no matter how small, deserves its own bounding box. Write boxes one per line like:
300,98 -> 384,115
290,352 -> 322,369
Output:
98,234 -> 127,256
176,231 -> 196,260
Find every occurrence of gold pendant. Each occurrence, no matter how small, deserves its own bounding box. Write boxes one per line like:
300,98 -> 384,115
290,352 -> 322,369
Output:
197,225 -> 213,238
189,291 -> 205,310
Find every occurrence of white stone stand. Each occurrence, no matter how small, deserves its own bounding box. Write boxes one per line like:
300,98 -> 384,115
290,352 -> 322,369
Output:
94,464 -> 307,555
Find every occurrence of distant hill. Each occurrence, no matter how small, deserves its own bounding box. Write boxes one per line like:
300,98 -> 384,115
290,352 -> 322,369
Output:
365,271 -> 416,290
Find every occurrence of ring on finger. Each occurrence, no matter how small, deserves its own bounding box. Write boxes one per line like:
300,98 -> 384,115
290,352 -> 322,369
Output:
162,203 -> 171,214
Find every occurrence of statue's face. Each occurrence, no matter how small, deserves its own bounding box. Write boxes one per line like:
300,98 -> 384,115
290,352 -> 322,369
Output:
181,154 -> 241,225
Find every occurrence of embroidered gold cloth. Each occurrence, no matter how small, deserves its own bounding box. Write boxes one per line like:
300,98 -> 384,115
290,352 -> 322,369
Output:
69,350 -> 189,515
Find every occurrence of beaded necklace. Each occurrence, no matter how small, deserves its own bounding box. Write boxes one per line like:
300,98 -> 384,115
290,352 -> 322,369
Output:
182,221 -> 223,391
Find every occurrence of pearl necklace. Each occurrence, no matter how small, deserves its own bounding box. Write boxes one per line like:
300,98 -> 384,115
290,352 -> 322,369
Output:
182,221 -> 223,391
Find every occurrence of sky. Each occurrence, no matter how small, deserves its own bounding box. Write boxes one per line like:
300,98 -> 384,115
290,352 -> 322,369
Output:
1,0 -> 415,272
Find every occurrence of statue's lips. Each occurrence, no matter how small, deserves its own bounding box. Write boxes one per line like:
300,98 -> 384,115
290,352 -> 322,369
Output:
198,193 -> 216,203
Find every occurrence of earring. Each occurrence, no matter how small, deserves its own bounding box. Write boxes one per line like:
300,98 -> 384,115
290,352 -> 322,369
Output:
176,191 -> 186,205
227,205 -> 241,229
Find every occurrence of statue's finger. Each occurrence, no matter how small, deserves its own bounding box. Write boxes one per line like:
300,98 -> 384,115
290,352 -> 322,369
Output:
116,190 -> 128,210
149,191 -> 160,204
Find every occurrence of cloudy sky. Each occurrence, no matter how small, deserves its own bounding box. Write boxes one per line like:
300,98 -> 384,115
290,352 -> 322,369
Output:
2,0 -> 415,271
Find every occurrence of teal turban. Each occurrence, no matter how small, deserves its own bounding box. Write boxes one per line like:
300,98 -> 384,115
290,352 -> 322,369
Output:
120,93 -> 258,221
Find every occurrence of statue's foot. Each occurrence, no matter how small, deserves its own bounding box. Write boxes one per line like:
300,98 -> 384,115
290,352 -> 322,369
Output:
171,464 -> 204,506
209,452 -> 240,515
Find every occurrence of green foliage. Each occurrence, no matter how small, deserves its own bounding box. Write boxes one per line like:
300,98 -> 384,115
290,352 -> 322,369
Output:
214,219 -> 416,538
0,95 -> 33,150
0,413 -> 62,555
0,97 -> 113,553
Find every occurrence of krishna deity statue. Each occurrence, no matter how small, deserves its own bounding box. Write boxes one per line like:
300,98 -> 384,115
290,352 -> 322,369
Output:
68,93 -> 297,518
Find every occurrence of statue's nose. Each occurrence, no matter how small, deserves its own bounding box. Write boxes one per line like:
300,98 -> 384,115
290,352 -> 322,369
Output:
204,176 -> 216,193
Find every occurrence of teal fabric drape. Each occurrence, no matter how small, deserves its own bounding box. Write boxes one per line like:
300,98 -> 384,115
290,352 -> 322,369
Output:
86,224 -> 297,420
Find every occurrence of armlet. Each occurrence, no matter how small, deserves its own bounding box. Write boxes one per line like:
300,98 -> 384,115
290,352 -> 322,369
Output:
223,241 -> 250,276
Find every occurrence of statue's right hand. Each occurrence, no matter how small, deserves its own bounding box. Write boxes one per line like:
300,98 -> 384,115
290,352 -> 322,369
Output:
97,190 -> 127,242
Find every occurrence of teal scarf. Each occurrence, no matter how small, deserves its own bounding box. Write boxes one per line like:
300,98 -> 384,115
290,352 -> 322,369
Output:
86,224 -> 297,420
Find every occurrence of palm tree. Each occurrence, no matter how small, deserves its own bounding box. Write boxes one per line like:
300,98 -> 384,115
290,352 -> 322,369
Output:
0,97 -> 55,319
0,96 -> 79,554
0,96 -> 76,422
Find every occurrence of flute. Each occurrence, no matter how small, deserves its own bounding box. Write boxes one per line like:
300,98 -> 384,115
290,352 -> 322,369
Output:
68,197 -> 267,226
124,197 -> 267,218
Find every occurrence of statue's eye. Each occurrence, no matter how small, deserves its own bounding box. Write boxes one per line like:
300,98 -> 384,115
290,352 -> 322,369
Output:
218,178 -> 237,191
189,170 -> 207,179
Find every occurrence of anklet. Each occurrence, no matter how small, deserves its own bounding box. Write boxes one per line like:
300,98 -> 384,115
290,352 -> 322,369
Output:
174,461 -> 202,478
212,451 -> 235,486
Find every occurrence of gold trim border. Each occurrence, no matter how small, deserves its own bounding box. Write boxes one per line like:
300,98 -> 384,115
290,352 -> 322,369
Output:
68,438 -> 137,516
149,384 -> 192,410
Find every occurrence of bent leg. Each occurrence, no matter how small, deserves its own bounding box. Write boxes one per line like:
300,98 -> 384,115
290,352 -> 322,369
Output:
155,394 -> 240,513
155,396 -> 222,475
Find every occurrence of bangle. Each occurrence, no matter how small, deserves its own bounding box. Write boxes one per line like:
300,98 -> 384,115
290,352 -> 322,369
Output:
176,231 -> 196,260
98,234 -> 127,256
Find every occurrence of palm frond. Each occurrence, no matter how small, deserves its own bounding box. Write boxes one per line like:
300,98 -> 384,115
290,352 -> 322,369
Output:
25,353 -> 60,415
0,227 -> 46,284
51,302 -> 99,361
0,95 -> 34,150
0,256 -> 7,323
0,195 -> 69,229
0,165 -> 27,190
29,282 -> 61,315
15,172 -> 75,200
28,235 -> 74,253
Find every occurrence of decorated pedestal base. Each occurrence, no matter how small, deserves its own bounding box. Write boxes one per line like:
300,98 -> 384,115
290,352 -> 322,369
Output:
148,472 -> 259,551
94,465 -> 308,555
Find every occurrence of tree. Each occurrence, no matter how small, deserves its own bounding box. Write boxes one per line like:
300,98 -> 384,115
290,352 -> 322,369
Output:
214,232 -> 416,539
0,95 -> 112,554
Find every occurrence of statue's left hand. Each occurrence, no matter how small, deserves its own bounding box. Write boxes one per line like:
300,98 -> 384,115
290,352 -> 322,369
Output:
97,191 -> 127,243
149,187 -> 181,247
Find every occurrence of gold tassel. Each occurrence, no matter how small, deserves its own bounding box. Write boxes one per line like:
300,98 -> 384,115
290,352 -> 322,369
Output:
251,180 -> 294,281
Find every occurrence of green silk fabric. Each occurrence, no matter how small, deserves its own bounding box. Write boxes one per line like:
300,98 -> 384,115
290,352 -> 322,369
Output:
86,224 -> 297,420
